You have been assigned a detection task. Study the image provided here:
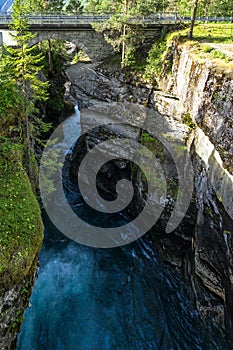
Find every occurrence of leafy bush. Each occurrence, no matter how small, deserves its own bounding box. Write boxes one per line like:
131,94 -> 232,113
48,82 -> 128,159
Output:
72,50 -> 90,64
143,39 -> 167,83
140,132 -> 165,161
210,49 -> 231,61
202,44 -> 213,53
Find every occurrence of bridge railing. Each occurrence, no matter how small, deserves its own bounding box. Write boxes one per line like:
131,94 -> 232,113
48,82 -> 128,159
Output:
0,13 -> 232,27
182,16 -> 233,22
26,14 -> 111,24
0,12 -> 233,26
0,12 -> 181,26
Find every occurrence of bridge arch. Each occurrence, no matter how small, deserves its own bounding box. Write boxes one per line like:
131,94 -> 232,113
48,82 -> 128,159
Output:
29,29 -> 114,62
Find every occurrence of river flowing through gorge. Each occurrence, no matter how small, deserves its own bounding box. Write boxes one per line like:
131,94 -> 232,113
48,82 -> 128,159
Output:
16,105 -> 229,350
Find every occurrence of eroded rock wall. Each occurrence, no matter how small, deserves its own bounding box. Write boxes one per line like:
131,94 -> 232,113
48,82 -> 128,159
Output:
65,47 -> 233,341
155,42 -> 233,341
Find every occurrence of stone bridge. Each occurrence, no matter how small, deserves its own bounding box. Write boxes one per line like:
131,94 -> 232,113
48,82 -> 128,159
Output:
31,27 -> 115,61
0,13 -> 181,61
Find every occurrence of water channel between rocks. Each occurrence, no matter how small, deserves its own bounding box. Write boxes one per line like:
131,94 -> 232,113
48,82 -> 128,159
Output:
17,106 -> 228,350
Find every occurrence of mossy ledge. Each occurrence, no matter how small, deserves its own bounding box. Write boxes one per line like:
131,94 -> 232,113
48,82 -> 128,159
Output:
0,147 -> 44,349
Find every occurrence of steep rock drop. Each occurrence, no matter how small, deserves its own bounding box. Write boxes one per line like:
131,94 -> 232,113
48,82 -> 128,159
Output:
17,103 -> 229,349
16,41 -> 233,348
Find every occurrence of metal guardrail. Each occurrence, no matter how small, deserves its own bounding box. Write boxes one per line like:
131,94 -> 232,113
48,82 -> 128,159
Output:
0,13 -> 232,28
183,16 -> 233,22
0,12 -> 182,26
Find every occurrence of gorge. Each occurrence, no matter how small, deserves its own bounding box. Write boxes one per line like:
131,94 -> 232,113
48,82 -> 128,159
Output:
1,33 -> 233,349
17,39 -> 233,349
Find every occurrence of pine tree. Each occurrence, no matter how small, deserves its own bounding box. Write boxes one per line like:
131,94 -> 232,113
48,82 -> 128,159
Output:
89,0 -> 169,67
0,49 -> 20,132
6,0 -> 49,178
63,0 -> 84,13
43,0 -> 64,13
20,0 -> 45,13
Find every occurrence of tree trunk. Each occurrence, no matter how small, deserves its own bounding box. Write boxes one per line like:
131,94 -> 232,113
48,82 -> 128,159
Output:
189,0 -> 199,40
26,114 -> 33,180
121,0 -> 129,67
48,39 -> 53,73
121,24 -> 126,67
204,0 -> 211,18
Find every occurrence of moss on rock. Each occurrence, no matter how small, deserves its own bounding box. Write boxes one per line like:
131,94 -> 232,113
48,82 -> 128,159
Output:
0,145 -> 44,348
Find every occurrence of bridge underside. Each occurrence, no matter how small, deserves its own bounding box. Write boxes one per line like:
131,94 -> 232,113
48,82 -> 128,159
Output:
29,25 -> 177,62
30,28 -> 115,62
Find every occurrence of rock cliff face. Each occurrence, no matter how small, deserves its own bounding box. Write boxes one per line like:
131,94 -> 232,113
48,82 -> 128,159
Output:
156,43 -> 233,172
66,61 -> 152,109
0,255 -> 41,349
66,46 -> 233,342
154,42 -> 233,341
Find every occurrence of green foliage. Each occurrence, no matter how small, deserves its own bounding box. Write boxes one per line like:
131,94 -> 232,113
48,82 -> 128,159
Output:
20,0 -> 45,13
0,50 -> 20,129
176,0 -> 233,17
20,0 -> 87,13
20,0 -> 86,14
143,39 -> 167,83
72,50 -> 91,63
201,0 -> 233,17
93,12 -> 137,52
164,23 -> 233,47
181,113 -> 196,129
2,0 -> 50,178
63,0 -> 84,13
131,0 -> 169,15
46,95 -> 65,114
210,48 -> 231,61
38,39 -> 69,74
0,138 -> 22,157
19,0 -> 233,17
140,132 -> 165,161
43,0 -> 64,13
87,0 -> 122,13
39,138 -> 63,205
143,22 -> 233,84
202,44 -> 213,52
91,0 -> 168,67
8,4 -> 49,103
123,47 -> 146,71
87,0 -> 168,14
0,146 -> 43,288
35,39 -> 72,127
191,24 -> 233,43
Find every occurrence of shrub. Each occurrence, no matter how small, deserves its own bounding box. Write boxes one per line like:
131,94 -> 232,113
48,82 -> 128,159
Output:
202,44 -> 213,53
181,113 -> 196,129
